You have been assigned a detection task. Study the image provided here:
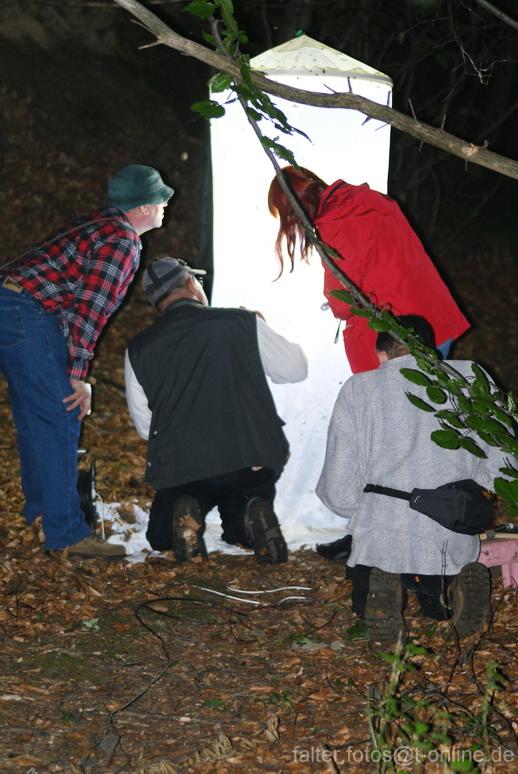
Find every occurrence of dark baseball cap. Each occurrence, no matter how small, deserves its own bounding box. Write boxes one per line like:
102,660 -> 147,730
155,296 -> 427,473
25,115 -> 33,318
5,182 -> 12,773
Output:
142,257 -> 206,305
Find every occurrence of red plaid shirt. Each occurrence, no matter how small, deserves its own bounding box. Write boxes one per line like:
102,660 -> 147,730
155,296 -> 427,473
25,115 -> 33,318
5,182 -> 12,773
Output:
7,208 -> 141,379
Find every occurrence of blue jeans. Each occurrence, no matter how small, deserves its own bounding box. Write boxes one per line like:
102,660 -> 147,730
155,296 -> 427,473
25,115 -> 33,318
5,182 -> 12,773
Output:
0,286 -> 90,549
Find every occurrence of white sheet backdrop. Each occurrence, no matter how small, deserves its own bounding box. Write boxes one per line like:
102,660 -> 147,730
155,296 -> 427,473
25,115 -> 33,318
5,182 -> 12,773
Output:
210,36 -> 392,534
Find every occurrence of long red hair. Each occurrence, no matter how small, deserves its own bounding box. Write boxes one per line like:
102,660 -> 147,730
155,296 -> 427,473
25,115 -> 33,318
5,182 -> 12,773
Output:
268,165 -> 327,274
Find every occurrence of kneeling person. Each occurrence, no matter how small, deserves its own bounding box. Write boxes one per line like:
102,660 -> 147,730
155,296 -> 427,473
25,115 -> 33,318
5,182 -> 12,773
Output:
316,315 -> 506,644
125,257 -> 308,563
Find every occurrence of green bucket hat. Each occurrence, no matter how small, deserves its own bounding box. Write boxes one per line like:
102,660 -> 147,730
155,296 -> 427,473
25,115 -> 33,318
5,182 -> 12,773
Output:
107,164 -> 174,211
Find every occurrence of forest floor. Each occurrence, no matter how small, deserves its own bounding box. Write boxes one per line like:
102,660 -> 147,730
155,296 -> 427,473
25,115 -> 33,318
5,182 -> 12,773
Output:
1,225 -> 517,774
0,528 -> 517,773
0,41 -> 517,774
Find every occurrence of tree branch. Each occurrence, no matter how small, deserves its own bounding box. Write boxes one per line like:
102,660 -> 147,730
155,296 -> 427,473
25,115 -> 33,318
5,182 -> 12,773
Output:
472,0 -> 518,32
112,0 -> 518,181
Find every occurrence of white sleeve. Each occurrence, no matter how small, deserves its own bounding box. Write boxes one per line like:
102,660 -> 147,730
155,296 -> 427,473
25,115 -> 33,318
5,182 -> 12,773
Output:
124,350 -> 152,440
255,316 -> 308,384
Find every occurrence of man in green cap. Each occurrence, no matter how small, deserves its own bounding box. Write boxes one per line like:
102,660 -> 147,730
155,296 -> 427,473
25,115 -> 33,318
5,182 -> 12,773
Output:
0,164 -> 174,558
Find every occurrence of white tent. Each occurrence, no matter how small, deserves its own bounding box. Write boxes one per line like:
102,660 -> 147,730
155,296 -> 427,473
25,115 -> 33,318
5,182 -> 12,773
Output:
210,35 -> 393,543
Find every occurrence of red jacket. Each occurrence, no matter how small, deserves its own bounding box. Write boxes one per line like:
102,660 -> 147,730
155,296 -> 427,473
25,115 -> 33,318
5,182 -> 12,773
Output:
315,181 -> 470,373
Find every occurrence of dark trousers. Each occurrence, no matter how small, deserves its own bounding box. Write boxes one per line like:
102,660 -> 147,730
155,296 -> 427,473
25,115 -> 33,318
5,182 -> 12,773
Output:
147,467 -> 278,551
348,564 -> 455,620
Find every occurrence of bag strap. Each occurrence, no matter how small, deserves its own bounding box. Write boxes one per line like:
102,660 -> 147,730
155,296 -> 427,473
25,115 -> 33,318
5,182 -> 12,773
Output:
0,216 -> 130,273
364,483 -> 412,502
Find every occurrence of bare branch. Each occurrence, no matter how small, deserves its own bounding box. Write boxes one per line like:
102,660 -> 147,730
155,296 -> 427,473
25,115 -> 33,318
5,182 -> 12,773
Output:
34,0 -> 183,6
472,0 -> 518,32
112,0 -> 518,182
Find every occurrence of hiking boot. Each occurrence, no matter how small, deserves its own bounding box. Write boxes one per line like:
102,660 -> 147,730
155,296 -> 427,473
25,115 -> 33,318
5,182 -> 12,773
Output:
245,497 -> 288,564
448,562 -> 491,637
67,535 -> 126,559
364,568 -> 405,647
316,535 -> 352,562
170,495 -> 207,563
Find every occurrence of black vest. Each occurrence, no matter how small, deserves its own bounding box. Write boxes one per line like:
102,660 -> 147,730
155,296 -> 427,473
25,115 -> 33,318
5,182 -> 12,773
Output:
127,301 -> 289,490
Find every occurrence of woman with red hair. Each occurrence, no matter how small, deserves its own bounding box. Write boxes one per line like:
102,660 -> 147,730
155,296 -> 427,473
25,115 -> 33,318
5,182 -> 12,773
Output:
268,166 -> 469,373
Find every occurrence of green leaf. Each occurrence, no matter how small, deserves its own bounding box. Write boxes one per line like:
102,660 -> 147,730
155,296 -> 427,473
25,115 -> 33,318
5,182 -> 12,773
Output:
471,362 -> 491,396
434,367 -> 453,384
210,72 -> 233,93
368,317 -> 393,332
476,430 -> 503,448
492,407 -> 516,429
255,95 -> 289,125
191,100 -> 226,119
330,289 -> 354,304
218,0 -> 240,37
494,477 -> 518,503
240,62 -> 253,89
457,394 -> 473,414
435,409 -> 466,429
499,465 -> 518,478
464,414 -> 509,436
259,137 -> 297,165
426,385 -> 448,404
415,356 -> 436,374
245,107 -> 263,122
405,642 -> 430,656
458,435 -> 487,458
252,92 -> 310,140
350,306 -> 372,318
234,82 -> 253,101
431,429 -> 461,450
472,396 -> 498,413
399,722 -> 414,738
184,0 -> 215,20
378,652 -> 398,664
400,368 -> 433,387
405,392 -> 435,412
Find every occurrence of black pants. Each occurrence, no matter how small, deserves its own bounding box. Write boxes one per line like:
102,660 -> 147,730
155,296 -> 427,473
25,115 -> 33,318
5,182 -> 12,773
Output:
348,564 -> 454,620
147,467 -> 278,551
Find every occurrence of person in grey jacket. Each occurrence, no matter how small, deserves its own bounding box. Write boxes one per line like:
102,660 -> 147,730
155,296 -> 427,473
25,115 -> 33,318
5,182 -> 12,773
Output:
125,257 -> 308,564
316,315 -> 506,644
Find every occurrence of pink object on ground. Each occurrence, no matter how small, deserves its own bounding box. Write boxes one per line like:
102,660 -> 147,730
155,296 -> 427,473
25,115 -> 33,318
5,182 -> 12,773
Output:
478,539 -> 518,588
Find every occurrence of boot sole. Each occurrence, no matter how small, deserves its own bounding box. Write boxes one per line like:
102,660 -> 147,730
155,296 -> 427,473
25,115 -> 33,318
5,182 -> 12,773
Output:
171,495 -> 207,563
246,498 -> 287,565
364,568 -> 405,647
449,562 -> 491,637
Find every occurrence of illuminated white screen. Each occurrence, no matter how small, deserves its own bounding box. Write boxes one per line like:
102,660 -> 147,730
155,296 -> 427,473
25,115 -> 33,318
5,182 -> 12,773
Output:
210,48 -> 392,534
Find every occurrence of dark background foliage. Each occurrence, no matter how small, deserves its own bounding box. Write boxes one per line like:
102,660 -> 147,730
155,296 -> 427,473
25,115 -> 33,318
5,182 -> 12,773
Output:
0,0 -> 517,386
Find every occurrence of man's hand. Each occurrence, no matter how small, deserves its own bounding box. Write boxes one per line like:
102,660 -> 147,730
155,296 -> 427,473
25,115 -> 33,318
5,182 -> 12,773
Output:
63,379 -> 91,420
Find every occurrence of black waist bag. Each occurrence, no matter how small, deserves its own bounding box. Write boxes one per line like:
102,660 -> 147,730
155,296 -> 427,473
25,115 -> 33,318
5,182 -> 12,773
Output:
364,479 -> 494,535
